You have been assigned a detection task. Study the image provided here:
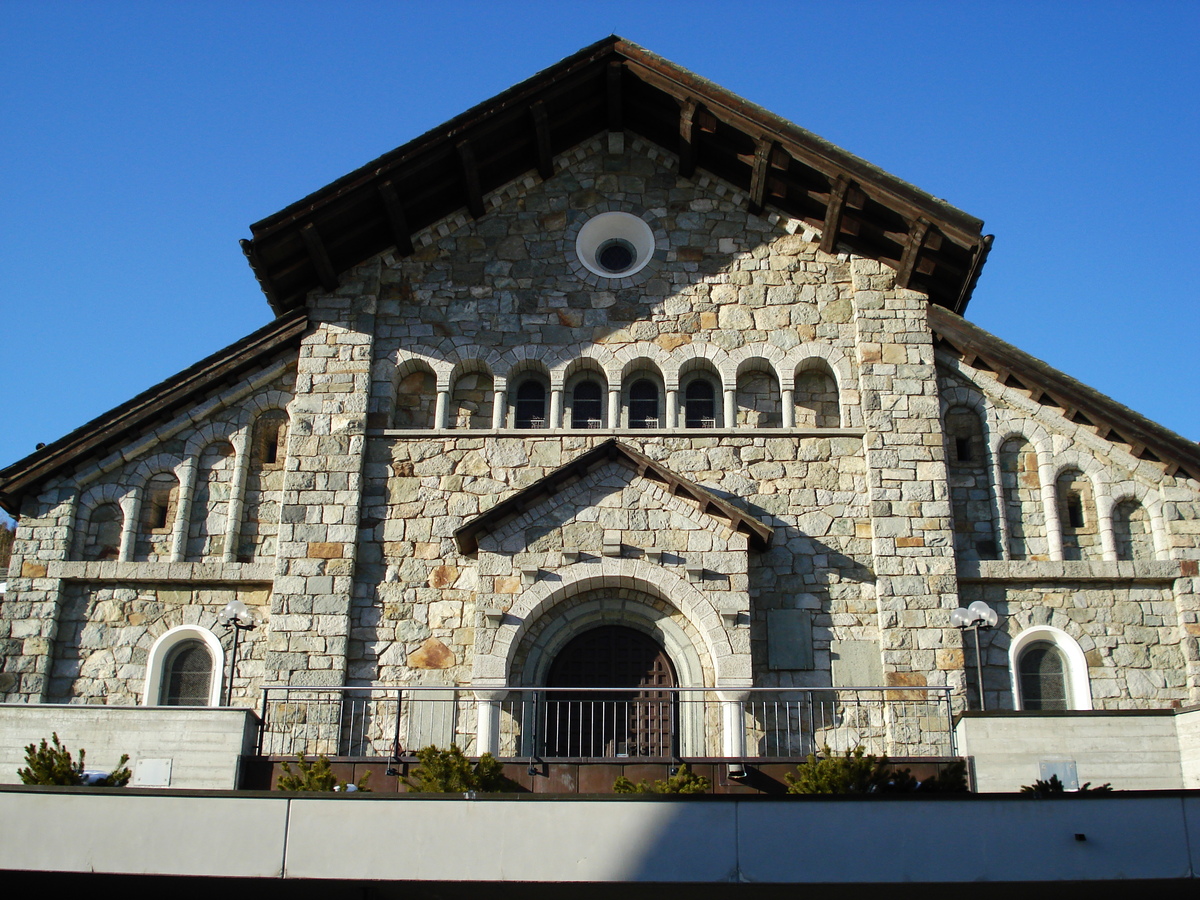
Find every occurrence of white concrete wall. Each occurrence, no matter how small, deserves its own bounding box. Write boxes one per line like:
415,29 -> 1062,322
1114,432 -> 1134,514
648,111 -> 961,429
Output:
0,788 -> 1197,885
956,711 -> 1183,792
1177,707 -> 1200,789
0,705 -> 258,790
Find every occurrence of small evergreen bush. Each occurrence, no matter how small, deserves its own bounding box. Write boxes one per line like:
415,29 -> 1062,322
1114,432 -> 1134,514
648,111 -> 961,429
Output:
277,753 -> 371,792
612,762 -> 710,794
1020,773 -> 1112,796
18,733 -> 131,787
404,744 -> 511,793
785,745 -> 967,794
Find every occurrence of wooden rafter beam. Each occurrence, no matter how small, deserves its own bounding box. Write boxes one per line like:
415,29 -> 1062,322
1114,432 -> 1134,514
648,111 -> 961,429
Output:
819,175 -> 851,254
456,140 -> 485,219
300,223 -> 338,291
895,218 -> 931,290
377,180 -> 414,256
748,139 -> 771,215
678,99 -> 698,179
531,101 -> 555,181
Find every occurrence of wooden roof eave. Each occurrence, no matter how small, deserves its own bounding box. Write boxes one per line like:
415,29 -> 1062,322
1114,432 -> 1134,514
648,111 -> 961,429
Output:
241,37 -> 988,317
930,305 -> 1200,482
0,309 -> 309,516
454,438 -> 772,554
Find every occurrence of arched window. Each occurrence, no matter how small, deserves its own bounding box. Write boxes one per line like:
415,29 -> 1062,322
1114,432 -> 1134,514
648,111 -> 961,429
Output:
571,380 -> 604,429
1018,642 -> 1068,710
514,380 -> 547,429
1009,626 -> 1091,711
1056,469 -> 1098,560
143,626 -> 223,707
134,472 -> 180,562
628,379 -> 659,429
944,406 -> 997,560
684,379 -> 717,428
162,640 -> 215,706
1113,499 -> 1155,561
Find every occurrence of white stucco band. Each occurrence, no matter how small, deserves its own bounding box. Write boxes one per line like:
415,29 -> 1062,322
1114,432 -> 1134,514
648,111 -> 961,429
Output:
471,558 -> 752,688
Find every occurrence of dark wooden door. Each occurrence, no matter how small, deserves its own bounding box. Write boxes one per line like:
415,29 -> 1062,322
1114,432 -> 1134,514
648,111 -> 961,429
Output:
544,625 -> 676,758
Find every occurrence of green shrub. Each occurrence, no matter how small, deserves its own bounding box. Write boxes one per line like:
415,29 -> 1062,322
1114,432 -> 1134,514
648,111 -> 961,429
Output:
277,753 -> 371,792
18,733 -> 131,787
1020,774 -> 1112,796
613,762 -> 710,794
404,744 -> 511,793
785,745 -> 967,794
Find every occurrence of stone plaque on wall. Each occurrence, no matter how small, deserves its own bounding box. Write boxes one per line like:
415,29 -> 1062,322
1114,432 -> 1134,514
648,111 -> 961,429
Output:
767,609 -> 813,670
831,640 -> 884,686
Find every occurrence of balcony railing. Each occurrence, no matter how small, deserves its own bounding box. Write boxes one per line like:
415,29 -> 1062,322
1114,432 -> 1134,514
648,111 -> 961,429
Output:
257,686 -> 956,761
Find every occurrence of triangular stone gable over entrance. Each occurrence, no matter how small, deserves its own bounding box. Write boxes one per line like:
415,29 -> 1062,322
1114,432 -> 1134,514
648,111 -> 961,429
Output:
456,438 -> 772,554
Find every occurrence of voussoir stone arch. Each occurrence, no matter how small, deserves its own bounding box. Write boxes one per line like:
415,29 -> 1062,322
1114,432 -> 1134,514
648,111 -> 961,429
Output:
554,346 -> 618,385
787,342 -> 855,392
675,343 -> 730,385
1105,480 -> 1167,560
237,390 -> 296,428
613,344 -> 672,387
473,558 -> 749,688
493,345 -> 555,384
727,344 -> 787,386
182,422 -> 242,461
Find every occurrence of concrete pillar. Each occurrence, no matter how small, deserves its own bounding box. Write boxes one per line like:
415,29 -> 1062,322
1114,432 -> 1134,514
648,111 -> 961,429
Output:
718,689 -> 750,758
474,690 -> 508,757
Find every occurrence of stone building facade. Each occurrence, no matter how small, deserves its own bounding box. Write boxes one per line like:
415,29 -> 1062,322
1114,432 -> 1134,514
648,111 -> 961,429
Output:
2,39 -> 1199,768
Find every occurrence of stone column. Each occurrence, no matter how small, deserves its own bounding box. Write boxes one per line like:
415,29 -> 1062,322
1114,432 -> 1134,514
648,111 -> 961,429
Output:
171,458 -> 197,561
722,385 -> 736,429
781,388 -> 795,428
433,386 -> 450,431
665,386 -> 678,429
607,388 -> 621,428
492,387 -> 507,429
223,430 -> 251,563
1041,459 -> 1064,561
549,387 -> 564,430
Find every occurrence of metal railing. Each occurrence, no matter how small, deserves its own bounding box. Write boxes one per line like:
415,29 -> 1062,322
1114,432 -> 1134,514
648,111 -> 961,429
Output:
257,685 -> 955,760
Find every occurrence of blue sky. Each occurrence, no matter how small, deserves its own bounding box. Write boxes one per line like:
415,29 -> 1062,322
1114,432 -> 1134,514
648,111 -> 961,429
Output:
2,1 -> 1198,504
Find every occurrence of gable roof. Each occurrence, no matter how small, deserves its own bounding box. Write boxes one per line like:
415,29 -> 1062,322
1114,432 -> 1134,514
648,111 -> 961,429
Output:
930,305 -> 1200,482
243,37 -> 990,317
454,438 -> 773,554
0,309 -> 309,516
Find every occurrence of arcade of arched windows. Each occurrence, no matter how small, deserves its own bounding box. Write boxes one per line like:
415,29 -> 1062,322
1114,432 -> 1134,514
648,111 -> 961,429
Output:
70,407 -> 292,565
386,348 -> 849,433
941,403 -> 1165,563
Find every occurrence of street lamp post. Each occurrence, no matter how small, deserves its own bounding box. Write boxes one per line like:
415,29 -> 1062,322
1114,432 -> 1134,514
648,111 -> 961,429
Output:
217,599 -> 257,706
951,600 -> 999,710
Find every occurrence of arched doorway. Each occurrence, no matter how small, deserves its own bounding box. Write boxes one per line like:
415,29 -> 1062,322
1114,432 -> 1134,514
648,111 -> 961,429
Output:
543,625 -> 677,758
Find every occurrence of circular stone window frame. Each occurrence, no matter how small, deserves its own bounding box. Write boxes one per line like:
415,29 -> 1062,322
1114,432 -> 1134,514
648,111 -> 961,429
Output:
564,205 -> 667,288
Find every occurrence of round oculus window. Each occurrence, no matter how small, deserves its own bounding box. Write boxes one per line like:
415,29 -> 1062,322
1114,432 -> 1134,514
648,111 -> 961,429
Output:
575,212 -> 655,278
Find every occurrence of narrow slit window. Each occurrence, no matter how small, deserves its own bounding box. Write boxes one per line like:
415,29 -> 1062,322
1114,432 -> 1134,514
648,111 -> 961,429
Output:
1067,493 -> 1085,528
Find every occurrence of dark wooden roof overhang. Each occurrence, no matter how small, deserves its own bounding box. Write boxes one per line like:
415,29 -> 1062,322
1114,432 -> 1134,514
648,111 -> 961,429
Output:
930,305 -> 1200,482
0,309 -> 309,516
243,36 -> 990,316
454,438 -> 773,555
